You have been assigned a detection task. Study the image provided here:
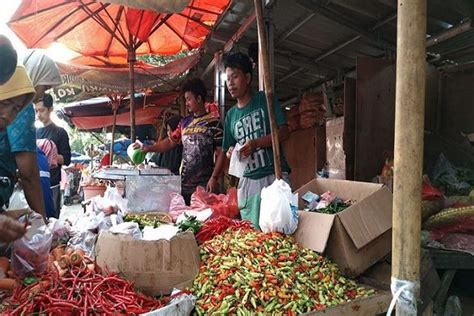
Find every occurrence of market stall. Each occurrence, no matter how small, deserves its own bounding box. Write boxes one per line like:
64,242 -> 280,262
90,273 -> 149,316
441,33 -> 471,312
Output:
1,0 -> 473,315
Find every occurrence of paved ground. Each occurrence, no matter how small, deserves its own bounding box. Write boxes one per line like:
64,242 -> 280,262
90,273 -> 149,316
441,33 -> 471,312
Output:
59,202 -> 84,222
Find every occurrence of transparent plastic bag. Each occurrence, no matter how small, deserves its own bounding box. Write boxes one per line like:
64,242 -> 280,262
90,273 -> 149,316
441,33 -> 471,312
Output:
11,212 -> 52,277
47,218 -> 71,249
67,230 -> 97,258
259,180 -> 299,235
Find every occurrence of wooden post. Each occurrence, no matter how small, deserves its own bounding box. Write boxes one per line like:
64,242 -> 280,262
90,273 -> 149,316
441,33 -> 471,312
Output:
391,0 -> 426,315
128,34 -> 137,142
254,0 -> 282,179
110,108 -> 118,166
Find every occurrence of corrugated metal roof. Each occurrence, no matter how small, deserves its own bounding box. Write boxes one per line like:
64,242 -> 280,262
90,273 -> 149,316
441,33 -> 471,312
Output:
197,0 -> 474,100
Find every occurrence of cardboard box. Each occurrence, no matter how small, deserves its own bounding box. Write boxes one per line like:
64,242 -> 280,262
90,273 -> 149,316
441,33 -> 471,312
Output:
294,178 -> 393,277
95,231 -> 200,296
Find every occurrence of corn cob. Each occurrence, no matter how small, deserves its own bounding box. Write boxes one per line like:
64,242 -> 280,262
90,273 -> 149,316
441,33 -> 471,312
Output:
423,205 -> 474,230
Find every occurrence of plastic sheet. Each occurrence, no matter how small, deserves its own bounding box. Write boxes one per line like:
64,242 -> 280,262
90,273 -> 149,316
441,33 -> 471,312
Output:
387,277 -> 419,316
126,175 -> 181,212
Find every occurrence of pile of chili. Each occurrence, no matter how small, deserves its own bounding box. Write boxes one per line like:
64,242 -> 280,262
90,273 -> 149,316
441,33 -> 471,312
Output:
3,261 -> 189,315
195,216 -> 253,244
192,228 -> 375,315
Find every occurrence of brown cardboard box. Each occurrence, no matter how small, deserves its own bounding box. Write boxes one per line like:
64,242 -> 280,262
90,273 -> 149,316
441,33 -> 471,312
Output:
95,231 -> 200,296
294,179 -> 393,277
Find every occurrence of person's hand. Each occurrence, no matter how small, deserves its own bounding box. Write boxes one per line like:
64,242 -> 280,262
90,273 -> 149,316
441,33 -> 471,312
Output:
132,141 -> 143,150
226,147 -> 234,159
207,176 -> 218,193
240,139 -> 257,158
4,208 -> 29,220
0,214 -> 26,242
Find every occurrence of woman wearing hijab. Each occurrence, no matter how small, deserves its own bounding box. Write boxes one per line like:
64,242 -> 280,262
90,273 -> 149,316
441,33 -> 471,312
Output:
23,49 -> 62,102
0,65 -> 46,219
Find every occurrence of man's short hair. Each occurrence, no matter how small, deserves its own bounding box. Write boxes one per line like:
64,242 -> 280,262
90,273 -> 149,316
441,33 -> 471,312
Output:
181,78 -> 207,102
224,52 -> 253,79
40,93 -> 54,108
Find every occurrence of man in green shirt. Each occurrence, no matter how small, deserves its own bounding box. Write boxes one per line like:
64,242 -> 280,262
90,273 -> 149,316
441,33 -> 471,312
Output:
221,52 -> 291,229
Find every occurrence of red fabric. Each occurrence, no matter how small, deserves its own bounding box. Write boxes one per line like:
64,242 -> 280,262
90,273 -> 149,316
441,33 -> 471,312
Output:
99,153 -> 111,168
9,0 -> 230,57
422,179 -> 443,200
71,105 -> 162,130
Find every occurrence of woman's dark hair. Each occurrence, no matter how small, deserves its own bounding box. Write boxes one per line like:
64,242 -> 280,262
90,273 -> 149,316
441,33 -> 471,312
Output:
39,93 -> 54,108
224,52 -> 253,78
166,115 -> 182,131
181,78 -> 207,102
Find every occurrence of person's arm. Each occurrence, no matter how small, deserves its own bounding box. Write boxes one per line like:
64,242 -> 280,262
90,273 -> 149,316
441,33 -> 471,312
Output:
240,94 -> 290,158
207,148 -> 225,192
142,138 -> 178,153
57,129 -> 71,166
15,151 -> 46,218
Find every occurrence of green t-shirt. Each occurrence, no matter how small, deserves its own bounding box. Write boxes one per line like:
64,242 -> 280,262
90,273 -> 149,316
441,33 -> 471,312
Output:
223,91 -> 290,180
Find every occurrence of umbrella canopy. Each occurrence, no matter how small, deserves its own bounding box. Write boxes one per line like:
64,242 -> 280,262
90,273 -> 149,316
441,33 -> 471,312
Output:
8,0 -> 230,59
61,92 -> 178,130
9,0 -> 230,139
104,0 -> 189,12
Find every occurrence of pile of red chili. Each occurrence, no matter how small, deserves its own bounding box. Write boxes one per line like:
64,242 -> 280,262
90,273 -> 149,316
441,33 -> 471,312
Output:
195,216 -> 253,244
3,262 -> 189,315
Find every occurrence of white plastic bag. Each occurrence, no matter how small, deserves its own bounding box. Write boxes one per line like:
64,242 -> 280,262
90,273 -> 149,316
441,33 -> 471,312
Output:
259,179 -> 299,235
228,143 -> 249,178
109,222 -> 142,240
8,184 -> 28,210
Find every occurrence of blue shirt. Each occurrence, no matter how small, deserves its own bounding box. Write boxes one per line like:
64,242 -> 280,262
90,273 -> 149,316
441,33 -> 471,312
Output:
37,148 -> 54,218
0,104 -> 36,178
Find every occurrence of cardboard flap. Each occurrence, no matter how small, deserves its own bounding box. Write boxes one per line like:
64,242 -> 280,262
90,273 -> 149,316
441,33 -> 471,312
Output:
338,186 -> 393,249
293,211 -> 335,253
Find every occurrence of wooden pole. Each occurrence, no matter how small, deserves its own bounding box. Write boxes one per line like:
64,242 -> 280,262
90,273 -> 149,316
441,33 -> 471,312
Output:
254,0 -> 282,180
391,0 -> 426,315
128,34 -> 137,142
110,108 -> 117,166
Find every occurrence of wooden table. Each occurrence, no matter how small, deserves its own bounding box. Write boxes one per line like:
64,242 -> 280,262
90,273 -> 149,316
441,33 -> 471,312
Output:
426,248 -> 474,313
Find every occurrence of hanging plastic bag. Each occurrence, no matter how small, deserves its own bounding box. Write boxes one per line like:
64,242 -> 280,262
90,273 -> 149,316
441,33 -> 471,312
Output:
259,179 -> 299,235
11,212 -> 52,277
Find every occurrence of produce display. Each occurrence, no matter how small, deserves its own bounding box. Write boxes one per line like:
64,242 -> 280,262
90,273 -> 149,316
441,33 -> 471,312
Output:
192,228 -> 375,315
2,246 -> 187,315
195,216 -> 253,244
303,191 -> 353,214
123,213 -> 171,229
178,215 -> 203,234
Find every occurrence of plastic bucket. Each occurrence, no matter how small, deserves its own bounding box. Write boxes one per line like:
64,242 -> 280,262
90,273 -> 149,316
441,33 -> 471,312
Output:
83,185 -> 107,200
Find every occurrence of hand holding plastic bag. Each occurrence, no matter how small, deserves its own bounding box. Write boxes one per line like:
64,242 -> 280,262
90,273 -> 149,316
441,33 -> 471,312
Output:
259,180 -> 298,235
12,212 -> 52,277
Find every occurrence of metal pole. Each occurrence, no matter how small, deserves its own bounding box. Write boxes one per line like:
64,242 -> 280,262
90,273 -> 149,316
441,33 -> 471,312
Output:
254,0 -> 282,180
391,0 -> 426,314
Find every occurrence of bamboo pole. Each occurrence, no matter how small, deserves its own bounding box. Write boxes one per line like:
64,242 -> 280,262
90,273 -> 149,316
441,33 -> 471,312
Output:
110,108 -> 118,165
128,34 -> 137,142
253,0 -> 282,180
391,0 -> 426,315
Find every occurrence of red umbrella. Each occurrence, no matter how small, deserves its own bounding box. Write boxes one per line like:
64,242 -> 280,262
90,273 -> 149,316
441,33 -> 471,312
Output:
9,0 -> 230,140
